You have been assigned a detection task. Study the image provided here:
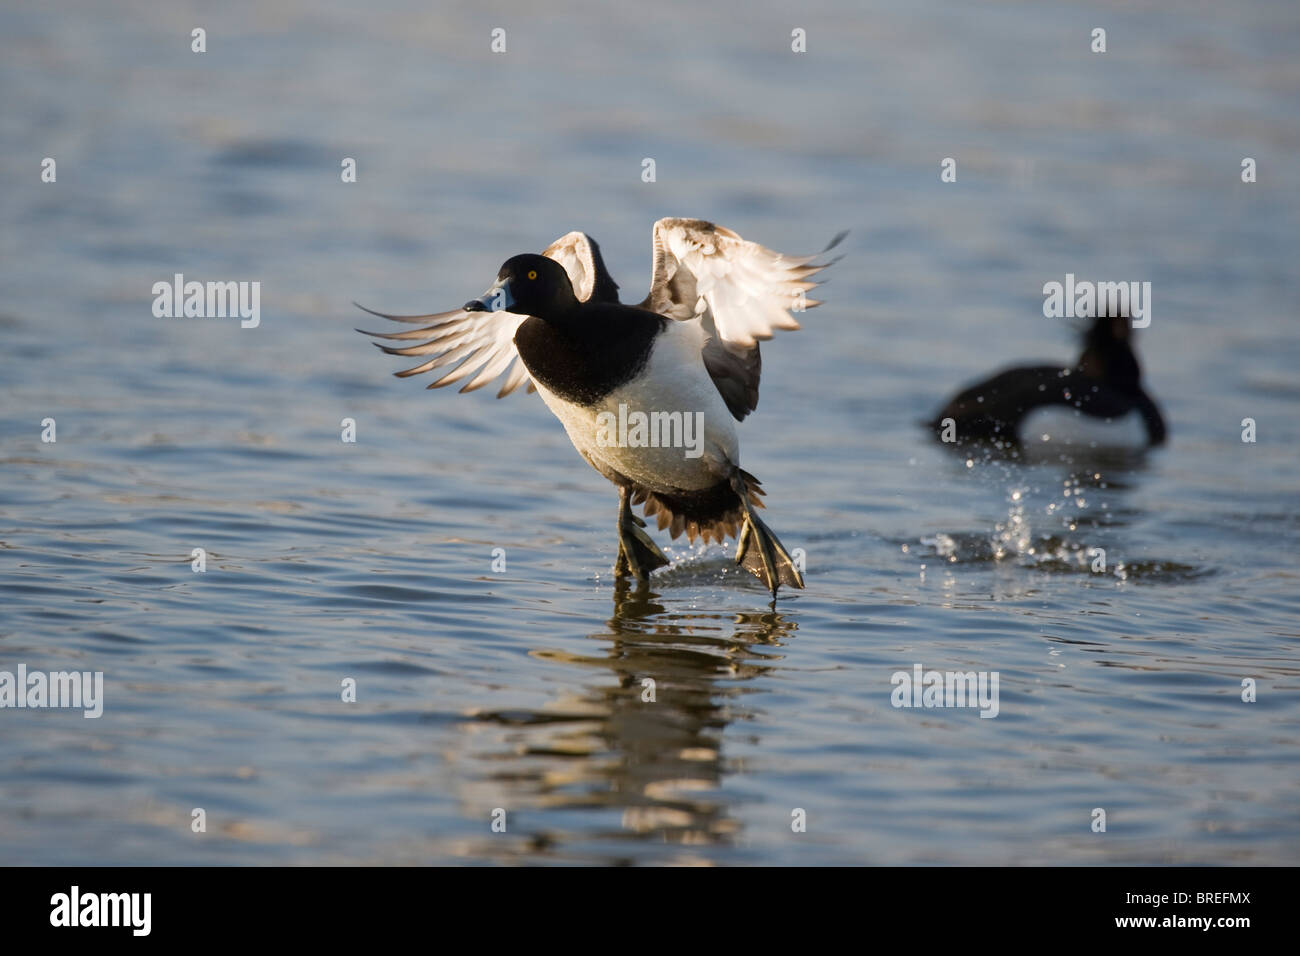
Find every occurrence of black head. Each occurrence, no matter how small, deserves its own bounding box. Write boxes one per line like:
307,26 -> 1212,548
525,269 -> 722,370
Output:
464,254 -> 578,319
1077,311 -> 1141,391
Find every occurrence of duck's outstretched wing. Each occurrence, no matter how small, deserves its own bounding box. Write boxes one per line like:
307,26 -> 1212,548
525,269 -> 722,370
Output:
355,302 -> 536,397
356,232 -> 620,397
640,218 -> 844,420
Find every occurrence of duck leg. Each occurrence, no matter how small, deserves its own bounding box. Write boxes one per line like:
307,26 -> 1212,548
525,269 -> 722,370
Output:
614,485 -> 670,580
730,470 -> 805,596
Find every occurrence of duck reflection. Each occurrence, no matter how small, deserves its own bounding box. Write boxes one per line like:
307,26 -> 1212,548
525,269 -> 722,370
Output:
466,578 -> 796,860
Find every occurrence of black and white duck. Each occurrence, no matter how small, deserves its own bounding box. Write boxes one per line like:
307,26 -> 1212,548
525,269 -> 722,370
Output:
359,218 -> 842,596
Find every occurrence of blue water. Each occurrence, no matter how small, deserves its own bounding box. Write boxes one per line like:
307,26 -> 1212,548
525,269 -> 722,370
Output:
2,0 -> 1298,864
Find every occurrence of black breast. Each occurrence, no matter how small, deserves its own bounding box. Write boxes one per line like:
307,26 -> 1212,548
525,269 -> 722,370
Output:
514,304 -> 666,407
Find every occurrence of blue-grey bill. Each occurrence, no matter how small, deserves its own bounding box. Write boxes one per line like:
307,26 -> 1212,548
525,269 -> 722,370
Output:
464,278 -> 514,313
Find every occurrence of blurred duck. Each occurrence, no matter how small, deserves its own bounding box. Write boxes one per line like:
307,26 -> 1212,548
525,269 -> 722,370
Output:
928,312 -> 1166,450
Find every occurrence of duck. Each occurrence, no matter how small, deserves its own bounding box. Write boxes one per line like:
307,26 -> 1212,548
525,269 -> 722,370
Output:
358,218 -> 843,596
928,311 -> 1166,450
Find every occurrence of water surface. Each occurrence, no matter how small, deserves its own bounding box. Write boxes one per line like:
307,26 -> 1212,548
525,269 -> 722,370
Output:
2,0 -> 1298,865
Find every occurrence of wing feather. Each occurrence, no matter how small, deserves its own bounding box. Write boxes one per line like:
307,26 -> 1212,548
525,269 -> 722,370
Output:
356,231 -> 618,397
644,217 -> 843,349
543,232 -> 621,304
640,218 -> 843,419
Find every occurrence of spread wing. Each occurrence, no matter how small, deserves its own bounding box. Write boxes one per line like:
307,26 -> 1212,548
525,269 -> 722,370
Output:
641,217 -> 844,420
355,303 -> 535,397
356,232 -> 615,397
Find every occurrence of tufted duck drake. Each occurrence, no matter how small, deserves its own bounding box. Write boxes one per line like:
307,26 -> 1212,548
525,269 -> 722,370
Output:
359,219 -> 843,596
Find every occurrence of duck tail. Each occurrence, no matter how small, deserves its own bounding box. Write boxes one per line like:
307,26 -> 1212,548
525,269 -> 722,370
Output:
730,471 -> 805,596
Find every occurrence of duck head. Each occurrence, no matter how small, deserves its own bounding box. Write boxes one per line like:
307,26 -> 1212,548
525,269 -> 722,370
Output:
464,254 -> 578,319
1077,312 -> 1142,392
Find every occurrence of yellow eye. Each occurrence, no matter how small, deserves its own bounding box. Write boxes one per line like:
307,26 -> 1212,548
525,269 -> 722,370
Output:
527,270 -> 538,280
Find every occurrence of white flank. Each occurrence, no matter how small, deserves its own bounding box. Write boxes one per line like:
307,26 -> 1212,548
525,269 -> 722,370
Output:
533,320 -> 738,491
1020,407 -> 1148,448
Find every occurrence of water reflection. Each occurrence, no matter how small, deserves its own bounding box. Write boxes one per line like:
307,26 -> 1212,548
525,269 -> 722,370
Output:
466,582 -> 796,861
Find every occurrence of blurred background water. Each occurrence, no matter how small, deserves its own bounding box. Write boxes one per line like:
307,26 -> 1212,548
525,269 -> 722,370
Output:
1,0 -> 1298,865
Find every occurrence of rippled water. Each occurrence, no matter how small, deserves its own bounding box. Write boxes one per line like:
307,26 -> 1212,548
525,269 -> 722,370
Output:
2,0 -> 1299,865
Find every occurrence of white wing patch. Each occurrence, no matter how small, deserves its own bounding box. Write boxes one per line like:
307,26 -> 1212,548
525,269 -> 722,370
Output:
645,217 -> 843,350
542,231 -> 600,303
